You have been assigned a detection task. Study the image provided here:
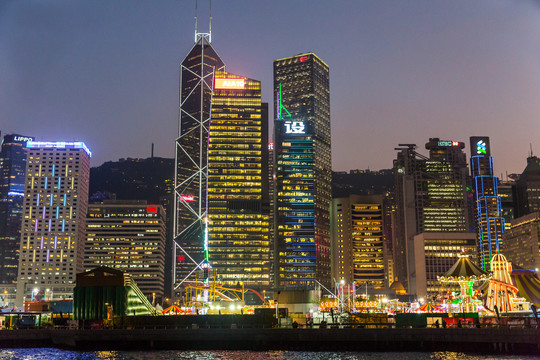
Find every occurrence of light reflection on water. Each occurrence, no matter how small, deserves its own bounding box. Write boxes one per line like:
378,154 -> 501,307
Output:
0,350 -> 537,360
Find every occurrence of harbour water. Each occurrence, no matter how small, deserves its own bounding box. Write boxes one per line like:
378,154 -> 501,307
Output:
0,350 -> 538,360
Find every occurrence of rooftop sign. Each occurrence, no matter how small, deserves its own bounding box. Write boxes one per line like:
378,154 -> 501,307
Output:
26,141 -> 92,157
215,78 -> 245,90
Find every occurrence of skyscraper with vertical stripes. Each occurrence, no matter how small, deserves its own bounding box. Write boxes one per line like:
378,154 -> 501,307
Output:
16,141 -> 90,305
470,136 -> 505,270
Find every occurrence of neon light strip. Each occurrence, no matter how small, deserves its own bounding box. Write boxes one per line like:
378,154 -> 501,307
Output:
63,194 -> 67,206
52,164 -> 55,177
49,196 -> 53,206
62,219 -> 65,232
48,219 -> 51,232
7,191 -> 24,197
44,177 -> 47,189
26,141 -> 92,157
35,220 -> 38,232
46,249 -> 49,262
36,194 -> 40,206
42,206 -> 45,219
54,236 -> 57,249
40,236 -> 44,249
56,206 -> 59,219
58,177 -> 61,189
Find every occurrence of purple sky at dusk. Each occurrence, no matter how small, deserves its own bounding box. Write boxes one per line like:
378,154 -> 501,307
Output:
1,0 -> 539,177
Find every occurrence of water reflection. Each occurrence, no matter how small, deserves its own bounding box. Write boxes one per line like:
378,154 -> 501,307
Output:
0,350 -> 534,360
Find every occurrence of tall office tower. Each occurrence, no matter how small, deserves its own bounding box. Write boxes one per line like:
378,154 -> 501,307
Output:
274,53 -> 331,288
330,195 -> 385,288
393,139 -> 470,294
174,29 -> 224,288
268,141 -> 276,287
85,200 -> 166,299
16,141 -> 90,305
206,71 -> 270,287
498,180 -> 515,231
0,134 -> 34,284
502,212 -> 540,270
470,136 -> 505,270
515,156 -> 540,218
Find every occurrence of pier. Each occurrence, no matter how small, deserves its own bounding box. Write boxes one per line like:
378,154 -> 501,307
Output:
1,328 -> 539,354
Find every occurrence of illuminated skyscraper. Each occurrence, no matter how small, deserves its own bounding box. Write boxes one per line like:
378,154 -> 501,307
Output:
206,71 -> 270,287
393,139 -> 471,294
470,136 -> 505,270
85,201 -> 166,299
330,195 -> 386,288
515,155 -> 540,218
174,29 -> 224,288
16,141 -> 90,304
0,134 -> 34,285
274,53 -> 331,288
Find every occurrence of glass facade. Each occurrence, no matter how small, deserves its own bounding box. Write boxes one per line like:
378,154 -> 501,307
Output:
207,70 -> 270,287
393,139 -> 470,294
274,53 -> 331,288
0,134 -> 34,284
174,35 -> 225,286
470,136 -> 505,271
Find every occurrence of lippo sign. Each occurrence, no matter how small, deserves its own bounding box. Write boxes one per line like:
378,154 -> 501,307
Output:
215,78 -> 245,89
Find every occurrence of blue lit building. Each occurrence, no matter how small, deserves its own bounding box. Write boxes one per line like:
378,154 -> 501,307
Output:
273,52 -> 331,289
0,134 -> 35,284
16,141 -> 91,305
470,136 -> 505,270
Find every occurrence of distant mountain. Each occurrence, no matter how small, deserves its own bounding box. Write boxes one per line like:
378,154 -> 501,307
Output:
332,169 -> 394,198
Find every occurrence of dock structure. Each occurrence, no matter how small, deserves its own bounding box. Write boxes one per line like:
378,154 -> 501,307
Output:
1,328 -> 539,354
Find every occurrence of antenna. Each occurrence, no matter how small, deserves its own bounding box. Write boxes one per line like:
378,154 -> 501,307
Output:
194,0 -> 198,43
530,143 -> 534,157
209,0 -> 212,43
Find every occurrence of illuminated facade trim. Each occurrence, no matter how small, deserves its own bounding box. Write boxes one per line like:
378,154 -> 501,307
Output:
470,136 -> 505,271
174,33 -> 225,288
16,142 -> 90,305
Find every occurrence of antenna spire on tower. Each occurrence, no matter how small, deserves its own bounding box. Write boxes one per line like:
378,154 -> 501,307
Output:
194,0 -> 198,43
209,0 -> 212,43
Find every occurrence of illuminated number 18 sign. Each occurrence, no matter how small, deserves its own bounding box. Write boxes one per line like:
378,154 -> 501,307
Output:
284,121 -> 305,134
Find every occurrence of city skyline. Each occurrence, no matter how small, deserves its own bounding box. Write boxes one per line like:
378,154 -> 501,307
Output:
2,1 -> 540,176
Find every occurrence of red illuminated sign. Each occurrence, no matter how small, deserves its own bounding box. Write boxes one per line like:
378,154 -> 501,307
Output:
180,194 -> 194,202
452,141 -> 459,146
215,78 -> 245,89
146,205 -> 158,214
299,56 -> 309,62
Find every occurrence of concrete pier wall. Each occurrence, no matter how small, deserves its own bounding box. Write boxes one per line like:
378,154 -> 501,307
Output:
0,328 -> 539,354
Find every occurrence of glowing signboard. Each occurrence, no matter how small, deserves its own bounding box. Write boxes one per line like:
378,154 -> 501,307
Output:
214,78 -> 245,89
180,194 -> 194,202
299,55 -> 309,62
438,141 -> 460,147
13,136 -> 34,143
476,140 -> 487,155
284,121 -> 305,134
470,136 -> 490,156
146,205 -> 158,214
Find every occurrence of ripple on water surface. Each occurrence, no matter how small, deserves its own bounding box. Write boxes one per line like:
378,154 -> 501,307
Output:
0,350 -> 537,360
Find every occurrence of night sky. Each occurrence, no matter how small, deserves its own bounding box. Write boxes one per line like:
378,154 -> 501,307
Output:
1,0 -> 539,176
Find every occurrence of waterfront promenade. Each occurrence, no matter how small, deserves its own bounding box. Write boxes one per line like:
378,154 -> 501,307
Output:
1,327 -> 539,354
